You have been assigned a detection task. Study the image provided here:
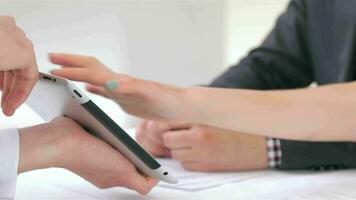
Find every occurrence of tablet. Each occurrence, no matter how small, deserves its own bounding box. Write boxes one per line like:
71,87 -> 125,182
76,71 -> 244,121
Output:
26,72 -> 178,184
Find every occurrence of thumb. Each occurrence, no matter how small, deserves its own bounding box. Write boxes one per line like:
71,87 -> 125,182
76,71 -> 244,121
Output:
127,174 -> 159,195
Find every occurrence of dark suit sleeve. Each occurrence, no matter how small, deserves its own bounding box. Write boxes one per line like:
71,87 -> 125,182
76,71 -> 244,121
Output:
210,0 -> 313,90
278,141 -> 356,170
209,0 -> 356,171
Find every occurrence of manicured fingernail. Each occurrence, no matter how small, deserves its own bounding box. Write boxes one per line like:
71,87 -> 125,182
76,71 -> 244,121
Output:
106,80 -> 120,90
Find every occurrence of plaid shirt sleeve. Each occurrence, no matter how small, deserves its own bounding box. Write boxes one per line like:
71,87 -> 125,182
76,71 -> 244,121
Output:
267,138 -> 282,168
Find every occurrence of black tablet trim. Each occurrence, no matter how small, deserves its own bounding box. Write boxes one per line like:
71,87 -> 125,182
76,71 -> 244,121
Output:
81,100 -> 161,169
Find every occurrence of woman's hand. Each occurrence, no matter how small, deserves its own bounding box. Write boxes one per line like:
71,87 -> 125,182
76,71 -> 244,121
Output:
19,117 -> 158,195
0,16 -> 39,116
50,53 -> 188,122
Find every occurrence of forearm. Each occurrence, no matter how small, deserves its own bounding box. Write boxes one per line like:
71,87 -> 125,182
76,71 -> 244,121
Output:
185,82 -> 356,142
18,124 -> 64,173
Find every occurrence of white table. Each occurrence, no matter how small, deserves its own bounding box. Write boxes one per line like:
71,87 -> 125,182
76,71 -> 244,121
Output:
3,105 -> 356,200
15,168 -> 356,200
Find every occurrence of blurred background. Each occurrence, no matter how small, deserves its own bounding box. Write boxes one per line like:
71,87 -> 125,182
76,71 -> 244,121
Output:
0,0 -> 288,129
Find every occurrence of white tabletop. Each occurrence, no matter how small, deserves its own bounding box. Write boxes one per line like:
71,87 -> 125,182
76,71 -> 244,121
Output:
15,168 -> 356,200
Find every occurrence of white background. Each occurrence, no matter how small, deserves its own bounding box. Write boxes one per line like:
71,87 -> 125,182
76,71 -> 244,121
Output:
0,0 -> 288,129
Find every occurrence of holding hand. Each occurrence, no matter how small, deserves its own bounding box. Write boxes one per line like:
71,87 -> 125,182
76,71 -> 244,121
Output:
19,117 -> 158,195
136,120 -> 268,172
0,16 -> 38,116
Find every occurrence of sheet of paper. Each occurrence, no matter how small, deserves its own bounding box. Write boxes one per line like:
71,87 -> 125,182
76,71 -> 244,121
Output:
157,158 -> 268,191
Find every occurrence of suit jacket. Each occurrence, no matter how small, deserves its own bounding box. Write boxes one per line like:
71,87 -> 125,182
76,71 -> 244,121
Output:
210,0 -> 356,170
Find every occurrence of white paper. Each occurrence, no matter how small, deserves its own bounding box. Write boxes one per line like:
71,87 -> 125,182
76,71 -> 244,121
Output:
157,158 -> 268,191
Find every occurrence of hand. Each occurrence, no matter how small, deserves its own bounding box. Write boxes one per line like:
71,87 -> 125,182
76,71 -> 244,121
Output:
0,16 -> 38,116
136,120 -> 268,172
49,53 -> 188,122
19,117 -> 158,195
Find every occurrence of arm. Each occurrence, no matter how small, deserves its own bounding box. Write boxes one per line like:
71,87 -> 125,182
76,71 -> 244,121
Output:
186,83 -> 356,142
1,117 -> 157,198
50,55 -> 356,143
208,0 -> 356,170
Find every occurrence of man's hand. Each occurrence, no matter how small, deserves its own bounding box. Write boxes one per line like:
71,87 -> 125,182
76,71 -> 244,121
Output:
19,117 -> 158,195
0,16 -> 38,116
136,120 -> 268,172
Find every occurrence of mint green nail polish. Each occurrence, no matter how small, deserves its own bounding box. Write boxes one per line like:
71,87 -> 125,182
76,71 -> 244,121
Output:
106,80 -> 120,90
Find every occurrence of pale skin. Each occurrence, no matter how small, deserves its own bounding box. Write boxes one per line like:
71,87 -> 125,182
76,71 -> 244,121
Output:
18,117 -> 158,194
0,16 -> 157,195
136,120 -> 268,172
50,53 -> 356,142
0,16 -> 38,116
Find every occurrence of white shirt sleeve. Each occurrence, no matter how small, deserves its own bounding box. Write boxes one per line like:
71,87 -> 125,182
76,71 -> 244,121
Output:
0,129 -> 19,200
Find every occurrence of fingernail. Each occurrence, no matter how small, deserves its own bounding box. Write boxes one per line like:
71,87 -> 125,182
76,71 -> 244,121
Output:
4,106 -> 14,116
105,80 -> 120,90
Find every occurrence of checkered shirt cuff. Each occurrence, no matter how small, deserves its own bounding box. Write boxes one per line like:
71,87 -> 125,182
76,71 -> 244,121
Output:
267,138 -> 282,168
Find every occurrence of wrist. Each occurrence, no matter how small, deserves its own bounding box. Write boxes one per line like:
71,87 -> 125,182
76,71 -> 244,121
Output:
18,123 -> 68,173
181,87 -> 207,124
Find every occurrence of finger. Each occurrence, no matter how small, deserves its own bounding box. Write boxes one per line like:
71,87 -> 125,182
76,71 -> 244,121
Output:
51,68 -> 116,87
171,149 -> 195,162
136,121 -> 164,146
4,66 -> 38,116
52,68 -> 138,97
146,120 -> 191,133
85,84 -> 110,98
163,130 -> 193,149
49,53 -> 103,69
1,71 -> 14,115
127,174 -> 159,195
3,71 -> 18,116
138,134 -> 170,157
0,71 -> 4,91
0,16 -> 16,25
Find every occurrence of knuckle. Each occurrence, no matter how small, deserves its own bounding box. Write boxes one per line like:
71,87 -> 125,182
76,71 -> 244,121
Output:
87,56 -> 100,65
1,16 -> 15,24
193,128 -> 212,143
119,81 -> 136,95
15,27 -> 26,38
146,120 -> 159,132
24,38 -> 34,48
193,130 -> 207,141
